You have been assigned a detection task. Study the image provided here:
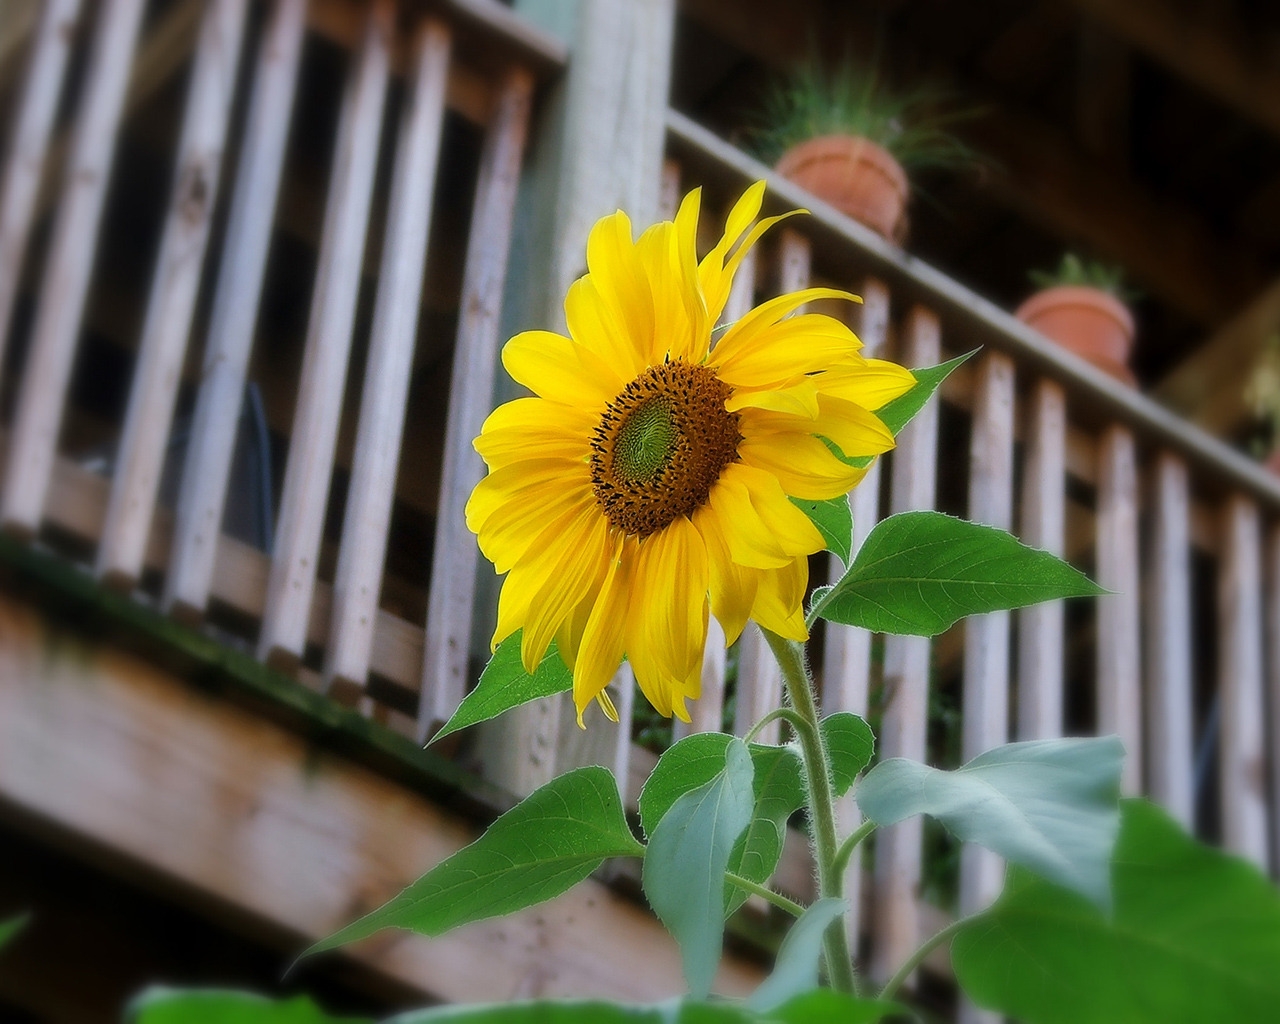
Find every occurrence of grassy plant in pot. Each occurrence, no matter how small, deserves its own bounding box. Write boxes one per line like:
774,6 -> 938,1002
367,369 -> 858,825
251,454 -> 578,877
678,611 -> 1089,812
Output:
1244,333 -> 1280,474
1017,254 -> 1138,386
751,60 -> 973,243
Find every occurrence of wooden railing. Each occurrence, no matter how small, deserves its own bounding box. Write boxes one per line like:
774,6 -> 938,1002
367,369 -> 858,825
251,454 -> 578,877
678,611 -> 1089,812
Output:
662,107 -> 1280,985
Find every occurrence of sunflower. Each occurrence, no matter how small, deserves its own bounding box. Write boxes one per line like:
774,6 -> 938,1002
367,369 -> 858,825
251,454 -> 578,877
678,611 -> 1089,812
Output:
466,182 -> 915,725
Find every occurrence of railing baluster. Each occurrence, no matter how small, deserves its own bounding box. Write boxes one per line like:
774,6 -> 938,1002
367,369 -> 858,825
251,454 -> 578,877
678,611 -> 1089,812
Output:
0,0 -> 148,535
163,0 -> 307,619
1218,494 -> 1269,867
1096,424 -> 1142,793
871,305 -> 939,988
418,65 -> 534,735
1146,451 -> 1194,827
324,18 -> 452,698
95,0 -> 250,589
1267,524 -> 1280,874
257,0 -> 393,667
1017,379 -> 1066,740
822,274 -> 890,958
0,0 -> 83,372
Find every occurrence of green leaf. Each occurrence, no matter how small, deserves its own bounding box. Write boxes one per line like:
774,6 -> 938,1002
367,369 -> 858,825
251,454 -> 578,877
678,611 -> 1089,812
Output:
0,913 -> 29,953
875,351 -> 974,437
431,632 -> 572,744
856,736 -> 1123,908
814,511 -> 1103,636
747,898 -> 847,1011
304,767 -> 642,956
638,733 -> 806,915
821,713 -> 874,796
127,988 -> 369,1023
952,800 -> 1280,1024
790,495 -> 852,563
763,990 -> 907,1023
643,739 -> 756,997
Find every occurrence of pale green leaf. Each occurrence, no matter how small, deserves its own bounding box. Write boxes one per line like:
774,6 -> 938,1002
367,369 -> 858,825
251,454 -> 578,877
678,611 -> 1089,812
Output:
304,767 -> 642,956
747,898 -> 847,1011
764,989 -> 906,1023
814,511 -> 1103,636
643,739 -> 756,997
127,988 -> 369,1023
953,800 -> 1280,1024
857,736 -> 1123,908
431,632 -> 572,744
821,713 -> 874,796
790,495 -> 852,563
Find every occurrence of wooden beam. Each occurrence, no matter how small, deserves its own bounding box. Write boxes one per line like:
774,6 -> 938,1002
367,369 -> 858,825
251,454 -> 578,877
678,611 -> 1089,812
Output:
0,591 -> 762,1002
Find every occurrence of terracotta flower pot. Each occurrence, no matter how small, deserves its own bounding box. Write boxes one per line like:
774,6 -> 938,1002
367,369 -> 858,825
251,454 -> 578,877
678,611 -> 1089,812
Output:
774,134 -> 908,242
1015,285 -> 1136,386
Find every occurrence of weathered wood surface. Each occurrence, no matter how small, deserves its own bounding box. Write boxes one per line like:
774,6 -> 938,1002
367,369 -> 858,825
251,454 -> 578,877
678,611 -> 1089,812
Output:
1145,451 -> 1195,827
164,0 -> 308,619
0,0 -> 82,375
1268,525 -> 1280,874
1218,495 -> 1269,868
325,18 -> 452,695
96,0 -> 251,589
871,306 -> 939,987
0,0 -> 148,535
0,592 -> 762,1003
419,67 -> 534,734
1096,424 -> 1142,794
258,0 -> 394,667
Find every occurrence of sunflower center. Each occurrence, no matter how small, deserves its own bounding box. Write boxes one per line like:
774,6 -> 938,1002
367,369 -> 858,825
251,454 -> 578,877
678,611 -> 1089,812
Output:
590,360 -> 742,537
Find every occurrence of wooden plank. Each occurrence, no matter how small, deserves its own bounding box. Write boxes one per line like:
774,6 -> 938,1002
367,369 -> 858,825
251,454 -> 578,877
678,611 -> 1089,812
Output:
0,593 -> 763,1003
1145,451 -> 1195,828
1217,495 -> 1269,868
0,0 -> 82,376
258,0 -> 393,667
0,0 -> 148,535
658,157 -> 681,220
162,0 -> 308,619
419,66 -> 534,734
324,18 -> 452,694
1268,525 -> 1280,875
1096,424 -> 1142,794
95,0 -> 251,589
870,305 -> 939,988
1017,378 -> 1066,739
821,275 -> 890,953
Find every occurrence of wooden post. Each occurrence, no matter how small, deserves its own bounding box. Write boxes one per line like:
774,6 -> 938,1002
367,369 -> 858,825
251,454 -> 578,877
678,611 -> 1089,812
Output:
162,0 -> 308,619
822,275 -> 890,958
1096,424 -> 1142,794
95,0 -> 251,590
1017,379 -> 1066,740
1218,495 -> 1269,868
0,0 -> 83,373
324,19 -> 452,697
871,306 -> 939,988
418,67 -> 534,734
1267,525 -> 1280,875
1145,451 -> 1195,828
257,0 -> 393,667
0,0 -> 148,536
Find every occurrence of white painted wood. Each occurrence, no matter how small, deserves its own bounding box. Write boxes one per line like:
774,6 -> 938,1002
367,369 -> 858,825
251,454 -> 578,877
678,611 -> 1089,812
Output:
419,66 -> 534,735
822,275 -> 890,956
1217,495 -> 1269,868
163,0 -> 308,618
1267,525 -> 1280,873
658,157 -> 681,219
1017,378 -> 1066,740
95,0 -> 251,589
324,18 -> 452,694
0,0 -> 148,535
257,0 -> 394,666
1145,451 -> 1195,828
871,305 -> 939,988
1096,424 -> 1142,794
0,0 -> 82,372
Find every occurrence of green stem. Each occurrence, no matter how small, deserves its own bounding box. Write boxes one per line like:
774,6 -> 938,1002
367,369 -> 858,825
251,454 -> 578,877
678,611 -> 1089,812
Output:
743,707 -> 812,745
879,915 -> 973,1002
831,819 -> 877,880
804,588 -> 836,631
759,628 -> 859,996
724,872 -> 806,918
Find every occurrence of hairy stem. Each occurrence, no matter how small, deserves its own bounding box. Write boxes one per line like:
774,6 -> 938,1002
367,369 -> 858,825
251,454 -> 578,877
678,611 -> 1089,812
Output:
832,819 -> 877,880
879,915 -> 972,1002
724,872 -> 806,918
743,707 -> 812,745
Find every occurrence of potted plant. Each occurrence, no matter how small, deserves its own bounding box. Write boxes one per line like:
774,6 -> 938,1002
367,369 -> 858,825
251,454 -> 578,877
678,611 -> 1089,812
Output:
1016,253 -> 1138,385
1245,333 -> 1280,474
749,59 -> 974,243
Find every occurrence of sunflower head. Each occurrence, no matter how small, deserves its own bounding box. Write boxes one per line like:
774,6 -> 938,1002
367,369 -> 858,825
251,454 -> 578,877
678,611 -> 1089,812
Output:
466,182 -> 915,726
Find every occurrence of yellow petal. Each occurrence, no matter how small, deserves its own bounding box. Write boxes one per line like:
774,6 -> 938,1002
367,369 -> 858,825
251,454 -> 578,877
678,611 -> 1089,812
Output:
564,276 -> 648,381
585,210 -> 655,363
750,555 -> 809,641
724,377 -> 820,418
521,509 -> 611,674
714,311 -> 862,389
819,358 -> 916,411
739,425 -> 867,500
694,504 -> 759,645
474,397 -> 594,468
502,330 -> 622,406
573,533 -> 631,723
744,395 -> 896,462
706,462 -> 825,567
466,457 -> 588,536
476,479 -> 594,574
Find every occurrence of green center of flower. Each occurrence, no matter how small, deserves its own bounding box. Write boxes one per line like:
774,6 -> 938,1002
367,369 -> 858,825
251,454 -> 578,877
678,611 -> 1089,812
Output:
590,360 -> 742,537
